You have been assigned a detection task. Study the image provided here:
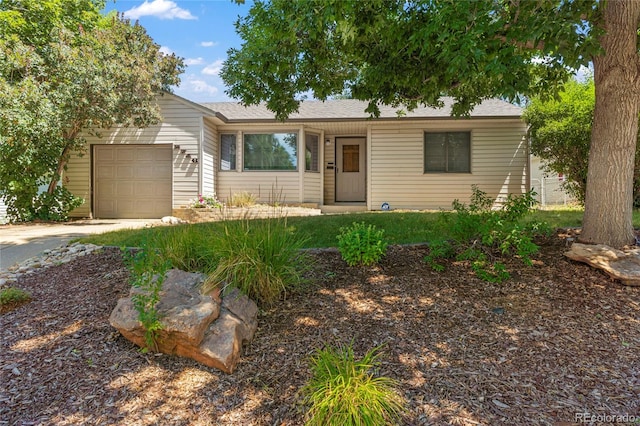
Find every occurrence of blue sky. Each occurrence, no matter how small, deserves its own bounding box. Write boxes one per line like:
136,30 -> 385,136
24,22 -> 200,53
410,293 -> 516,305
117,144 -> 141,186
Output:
104,0 -> 252,102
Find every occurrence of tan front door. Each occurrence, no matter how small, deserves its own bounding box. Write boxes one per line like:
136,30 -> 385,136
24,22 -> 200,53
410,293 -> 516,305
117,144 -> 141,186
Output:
94,145 -> 172,218
336,137 -> 366,202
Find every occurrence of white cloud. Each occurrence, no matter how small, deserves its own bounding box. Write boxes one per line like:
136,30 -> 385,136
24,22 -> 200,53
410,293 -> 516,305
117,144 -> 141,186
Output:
124,0 -> 196,20
200,41 -> 218,47
187,79 -> 219,96
158,46 -> 173,55
202,59 -> 224,76
184,57 -> 205,66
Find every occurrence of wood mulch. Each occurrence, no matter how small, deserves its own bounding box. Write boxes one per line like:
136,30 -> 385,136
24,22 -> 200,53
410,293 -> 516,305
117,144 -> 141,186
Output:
1,233 -> 639,425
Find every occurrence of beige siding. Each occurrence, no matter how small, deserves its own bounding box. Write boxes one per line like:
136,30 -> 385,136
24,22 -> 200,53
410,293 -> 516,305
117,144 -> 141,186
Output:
304,172 -> 321,203
323,135 -> 336,204
369,120 -> 528,210
202,118 -> 217,197
66,96 -> 202,217
0,199 -> 6,223
217,172 -> 300,205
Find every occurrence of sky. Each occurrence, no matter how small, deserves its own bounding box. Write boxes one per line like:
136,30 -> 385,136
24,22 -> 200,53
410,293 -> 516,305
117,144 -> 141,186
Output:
103,0 -> 253,103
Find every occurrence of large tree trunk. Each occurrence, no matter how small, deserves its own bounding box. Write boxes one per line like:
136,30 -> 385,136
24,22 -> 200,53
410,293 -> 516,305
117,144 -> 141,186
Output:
581,0 -> 640,248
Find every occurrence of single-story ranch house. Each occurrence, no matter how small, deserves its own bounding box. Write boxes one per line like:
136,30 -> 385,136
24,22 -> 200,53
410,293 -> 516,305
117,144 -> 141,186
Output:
2,93 -> 530,220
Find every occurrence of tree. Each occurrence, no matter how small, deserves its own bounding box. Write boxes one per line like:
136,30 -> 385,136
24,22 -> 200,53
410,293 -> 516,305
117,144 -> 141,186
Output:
222,0 -> 640,247
525,79 -> 640,207
0,0 -> 184,221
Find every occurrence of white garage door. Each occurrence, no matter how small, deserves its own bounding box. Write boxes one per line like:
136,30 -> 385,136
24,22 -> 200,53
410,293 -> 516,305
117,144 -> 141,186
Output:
94,145 -> 172,218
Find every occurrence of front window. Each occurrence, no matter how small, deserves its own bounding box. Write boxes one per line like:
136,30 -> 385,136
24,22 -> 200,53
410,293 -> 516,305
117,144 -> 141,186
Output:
424,131 -> 470,173
243,133 -> 298,171
220,134 -> 236,171
305,133 -> 319,172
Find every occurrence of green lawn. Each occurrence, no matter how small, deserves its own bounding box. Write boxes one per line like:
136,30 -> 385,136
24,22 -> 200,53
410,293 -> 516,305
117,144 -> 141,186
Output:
79,208 -> 640,249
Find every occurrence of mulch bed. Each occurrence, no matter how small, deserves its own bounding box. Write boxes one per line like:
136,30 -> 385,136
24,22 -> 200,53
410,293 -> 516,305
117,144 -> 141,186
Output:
1,233 -> 639,425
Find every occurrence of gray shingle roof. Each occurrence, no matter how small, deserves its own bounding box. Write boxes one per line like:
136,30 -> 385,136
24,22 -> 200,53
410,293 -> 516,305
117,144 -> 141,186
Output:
200,98 -> 522,122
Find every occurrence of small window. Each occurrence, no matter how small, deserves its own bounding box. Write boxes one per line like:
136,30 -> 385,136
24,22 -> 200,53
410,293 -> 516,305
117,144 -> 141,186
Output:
424,131 -> 470,173
244,133 -> 298,171
305,133 -> 319,172
220,134 -> 236,171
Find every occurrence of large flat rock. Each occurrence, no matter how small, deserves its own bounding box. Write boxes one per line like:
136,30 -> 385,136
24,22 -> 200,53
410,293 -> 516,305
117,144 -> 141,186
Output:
110,270 -> 258,373
564,243 -> 640,286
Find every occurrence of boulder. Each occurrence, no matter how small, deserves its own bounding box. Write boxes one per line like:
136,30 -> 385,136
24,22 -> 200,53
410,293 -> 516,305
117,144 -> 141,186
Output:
110,270 -> 258,373
564,243 -> 640,286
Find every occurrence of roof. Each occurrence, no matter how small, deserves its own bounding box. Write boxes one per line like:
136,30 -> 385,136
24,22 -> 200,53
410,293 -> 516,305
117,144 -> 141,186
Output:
200,98 -> 522,122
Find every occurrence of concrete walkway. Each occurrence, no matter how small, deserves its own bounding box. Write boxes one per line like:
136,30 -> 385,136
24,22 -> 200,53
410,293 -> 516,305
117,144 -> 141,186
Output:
0,219 -> 156,270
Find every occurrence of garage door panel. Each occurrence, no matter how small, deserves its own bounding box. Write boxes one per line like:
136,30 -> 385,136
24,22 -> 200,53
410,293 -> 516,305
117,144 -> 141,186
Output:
95,145 -> 172,218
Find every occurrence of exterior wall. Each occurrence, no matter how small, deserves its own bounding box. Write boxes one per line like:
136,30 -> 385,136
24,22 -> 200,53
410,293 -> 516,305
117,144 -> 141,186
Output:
0,199 -> 6,223
368,119 -> 528,210
303,172 -> 321,204
66,95 -> 203,217
323,135 -> 336,205
202,118 -> 217,197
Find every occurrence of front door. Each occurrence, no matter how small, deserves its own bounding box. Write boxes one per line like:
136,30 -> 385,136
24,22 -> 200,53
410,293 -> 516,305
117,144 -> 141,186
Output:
336,137 -> 366,202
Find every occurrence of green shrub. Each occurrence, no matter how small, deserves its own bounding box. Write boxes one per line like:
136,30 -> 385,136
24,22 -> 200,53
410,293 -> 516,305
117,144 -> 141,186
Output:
0,287 -> 31,312
425,185 -> 550,282
202,215 -> 309,306
302,343 -> 405,426
123,242 -> 171,352
337,222 -> 388,267
151,225 -> 221,273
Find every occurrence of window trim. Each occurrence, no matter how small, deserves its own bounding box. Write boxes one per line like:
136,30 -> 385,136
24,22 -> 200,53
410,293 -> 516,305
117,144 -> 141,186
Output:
423,130 -> 472,174
242,131 -> 300,172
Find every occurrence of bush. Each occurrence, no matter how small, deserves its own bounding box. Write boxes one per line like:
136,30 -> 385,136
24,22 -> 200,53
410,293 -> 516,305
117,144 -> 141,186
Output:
337,222 -> 388,267
202,215 -> 309,306
302,343 -> 405,426
190,193 -> 223,209
0,286 -> 31,313
425,186 -> 551,282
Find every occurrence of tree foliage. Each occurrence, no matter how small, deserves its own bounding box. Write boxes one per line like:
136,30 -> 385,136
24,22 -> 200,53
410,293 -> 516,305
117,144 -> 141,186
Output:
222,0 -> 640,247
0,0 -> 184,221
525,79 -> 640,206
222,0 -> 598,120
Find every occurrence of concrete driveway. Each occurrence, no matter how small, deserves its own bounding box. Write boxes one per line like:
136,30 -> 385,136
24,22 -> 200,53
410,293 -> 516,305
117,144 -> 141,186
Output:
0,219 -> 157,270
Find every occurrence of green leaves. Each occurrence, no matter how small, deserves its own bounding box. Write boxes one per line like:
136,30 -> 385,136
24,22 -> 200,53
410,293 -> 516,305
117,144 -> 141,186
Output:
0,1 -> 184,221
302,343 -> 405,426
222,0 -> 597,119
337,222 -> 388,267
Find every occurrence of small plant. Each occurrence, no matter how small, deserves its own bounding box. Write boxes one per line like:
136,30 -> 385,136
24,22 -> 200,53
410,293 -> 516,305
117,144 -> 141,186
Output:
228,191 -> 258,207
0,287 -> 31,313
190,193 -> 222,209
302,343 -> 405,426
202,214 -> 310,306
425,186 -> 549,282
337,222 -> 388,267
123,244 -> 171,352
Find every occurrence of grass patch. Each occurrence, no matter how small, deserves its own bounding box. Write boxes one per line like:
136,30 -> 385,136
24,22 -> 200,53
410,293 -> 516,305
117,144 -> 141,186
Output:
79,209 -> 640,250
0,287 -> 31,314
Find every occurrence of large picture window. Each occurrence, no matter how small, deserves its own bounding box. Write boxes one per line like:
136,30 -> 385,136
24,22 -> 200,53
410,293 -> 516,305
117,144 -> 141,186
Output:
305,133 -> 319,172
220,134 -> 236,171
243,133 -> 298,171
424,131 -> 471,173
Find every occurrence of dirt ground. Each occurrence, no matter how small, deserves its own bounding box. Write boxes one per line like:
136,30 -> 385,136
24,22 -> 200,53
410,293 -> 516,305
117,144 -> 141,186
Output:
1,232 -> 639,425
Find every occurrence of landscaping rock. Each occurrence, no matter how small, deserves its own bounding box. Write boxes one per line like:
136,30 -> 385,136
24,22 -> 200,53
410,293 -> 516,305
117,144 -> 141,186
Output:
109,270 -> 258,373
564,243 -> 640,286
